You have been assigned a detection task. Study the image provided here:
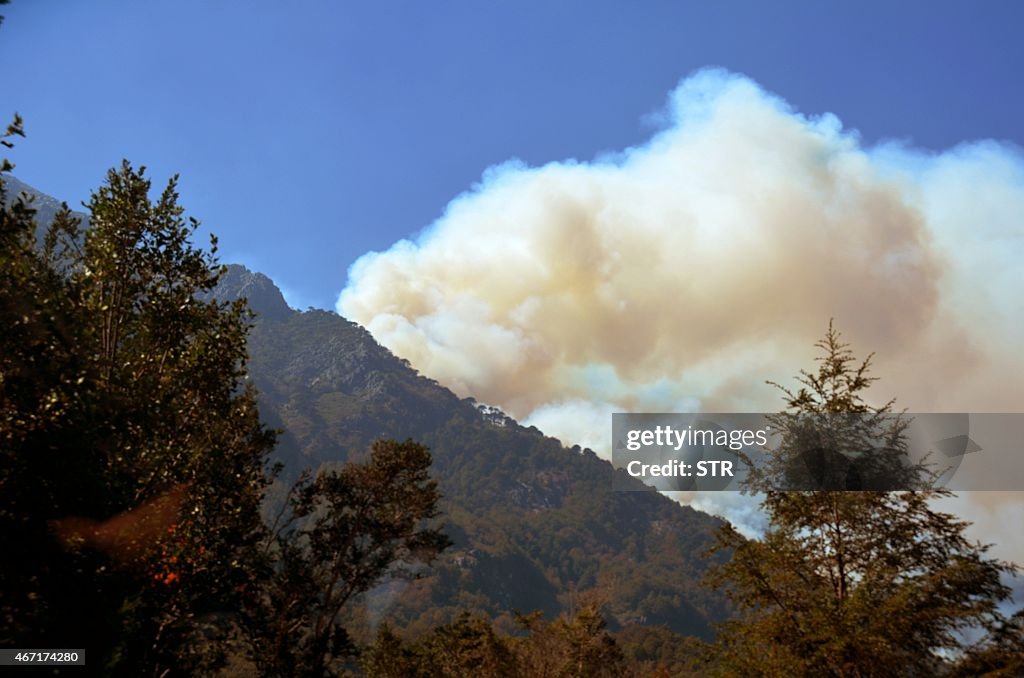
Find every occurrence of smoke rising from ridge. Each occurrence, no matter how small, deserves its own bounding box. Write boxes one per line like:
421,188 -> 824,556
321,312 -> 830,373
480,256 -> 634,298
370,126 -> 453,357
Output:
337,69 -> 1024,551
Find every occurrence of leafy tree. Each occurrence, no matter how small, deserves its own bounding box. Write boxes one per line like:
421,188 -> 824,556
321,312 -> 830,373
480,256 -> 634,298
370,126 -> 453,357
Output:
615,623 -> 711,677
245,438 -> 450,677
360,623 -> 426,677
419,611 -> 517,677
1,160 -> 277,675
708,322 -> 1018,677
514,603 -> 626,678
1,113 -> 23,173
1,78 -> 452,674
360,604 -> 628,678
361,612 -> 516,678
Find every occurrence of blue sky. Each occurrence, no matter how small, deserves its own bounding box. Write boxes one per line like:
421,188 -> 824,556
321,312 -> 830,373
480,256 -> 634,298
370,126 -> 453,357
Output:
2,0 -> 1023,309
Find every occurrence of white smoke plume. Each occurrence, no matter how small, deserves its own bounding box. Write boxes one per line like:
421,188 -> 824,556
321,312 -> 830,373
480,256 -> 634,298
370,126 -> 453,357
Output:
337,69 -> 1024,558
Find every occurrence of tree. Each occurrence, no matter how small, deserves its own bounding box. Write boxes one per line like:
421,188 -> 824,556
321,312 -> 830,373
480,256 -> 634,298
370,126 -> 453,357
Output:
360,623 -> 427,677
1,113 -> 23,173
363,611 -> 518,678
359,604 -> 627,678
1,8 -> 454,665
245,438 -> 450,677
708,322 -> 1018,677
948,609 -> 1024,677
1,160 -> 277,675
514,603 -> 626,678
1,104 -> 452,675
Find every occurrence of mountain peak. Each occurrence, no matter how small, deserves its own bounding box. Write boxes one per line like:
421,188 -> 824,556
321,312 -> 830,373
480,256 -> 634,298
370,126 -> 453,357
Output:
2,175 -> 89,240
212,264 -> 294,321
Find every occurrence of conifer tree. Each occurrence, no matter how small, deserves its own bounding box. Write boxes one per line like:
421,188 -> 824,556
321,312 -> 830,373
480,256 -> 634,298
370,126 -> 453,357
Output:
708,322 -> 1017,677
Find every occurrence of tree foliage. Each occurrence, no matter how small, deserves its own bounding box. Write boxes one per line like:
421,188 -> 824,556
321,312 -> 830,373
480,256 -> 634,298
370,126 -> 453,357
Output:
515,603 -> 626,678
245,439 -> 451,677
360,603 -> 627,678
1,113 -> 23,174
1,156 -> 455,676
1,160 -> 278,674
708,322 -> 1019,677
947,609 -> 1024,677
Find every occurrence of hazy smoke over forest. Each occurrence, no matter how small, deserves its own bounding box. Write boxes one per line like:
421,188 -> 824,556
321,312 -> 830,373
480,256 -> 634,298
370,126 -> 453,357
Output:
338,70 -> 1024,556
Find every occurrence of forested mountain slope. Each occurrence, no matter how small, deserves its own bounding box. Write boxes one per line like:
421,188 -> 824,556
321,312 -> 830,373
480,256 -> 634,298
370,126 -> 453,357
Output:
217,264 -> 732,639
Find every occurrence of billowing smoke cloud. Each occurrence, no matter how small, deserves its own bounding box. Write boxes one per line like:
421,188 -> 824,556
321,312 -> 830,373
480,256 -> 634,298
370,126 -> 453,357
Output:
338,69 -> 1024,558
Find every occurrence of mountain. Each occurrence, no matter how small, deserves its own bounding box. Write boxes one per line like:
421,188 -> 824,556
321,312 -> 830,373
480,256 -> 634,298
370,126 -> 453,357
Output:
1,175 -> 87,242
214,264 -> 733,639
208,265 -> 293,321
